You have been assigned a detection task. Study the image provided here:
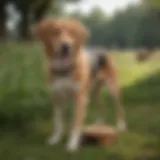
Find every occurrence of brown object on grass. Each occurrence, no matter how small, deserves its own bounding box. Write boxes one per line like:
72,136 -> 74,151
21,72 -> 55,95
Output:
136,48 -> 155,62
81,124 -> 117,147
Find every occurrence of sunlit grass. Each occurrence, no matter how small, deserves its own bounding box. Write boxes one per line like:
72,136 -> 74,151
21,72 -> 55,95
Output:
112,51 -> 160,87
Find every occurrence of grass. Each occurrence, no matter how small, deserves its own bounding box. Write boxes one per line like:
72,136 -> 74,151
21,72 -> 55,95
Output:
0,43 -> 160,160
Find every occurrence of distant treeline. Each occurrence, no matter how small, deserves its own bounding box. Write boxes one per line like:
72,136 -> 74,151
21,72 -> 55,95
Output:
68,4 -> 160,49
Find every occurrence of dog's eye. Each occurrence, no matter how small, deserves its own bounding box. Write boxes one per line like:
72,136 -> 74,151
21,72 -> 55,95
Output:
53,26 -> 61,36
55,29 -> 61,35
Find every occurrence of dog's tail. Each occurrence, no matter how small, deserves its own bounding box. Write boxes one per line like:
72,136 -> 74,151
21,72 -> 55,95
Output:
98,51 -> 117,73
97,51 -> 118,84
97,53 -> 107,68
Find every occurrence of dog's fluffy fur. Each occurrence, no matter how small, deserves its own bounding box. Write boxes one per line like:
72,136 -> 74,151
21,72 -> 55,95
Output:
35,18 -> 126,151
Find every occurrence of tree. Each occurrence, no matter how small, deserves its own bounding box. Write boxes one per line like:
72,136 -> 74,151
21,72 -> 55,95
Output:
143,0 -> 160,9
68,3 -> 159,49
6,0 -> 81,40
79,7 -> 107,45
135,7 -> 160,49
0,0 -> 10,39
9,0 -> 53,39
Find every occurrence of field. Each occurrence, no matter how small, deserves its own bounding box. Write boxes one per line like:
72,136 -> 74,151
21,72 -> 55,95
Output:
0,43 -> 160,160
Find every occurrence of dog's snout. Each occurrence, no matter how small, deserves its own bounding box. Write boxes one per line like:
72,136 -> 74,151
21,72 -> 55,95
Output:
60,43 -> 70,57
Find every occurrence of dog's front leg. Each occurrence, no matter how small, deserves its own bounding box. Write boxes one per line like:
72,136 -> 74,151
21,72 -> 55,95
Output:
67,91 -> 88,151
47,92 -> 64,146
47,106 -> 63,146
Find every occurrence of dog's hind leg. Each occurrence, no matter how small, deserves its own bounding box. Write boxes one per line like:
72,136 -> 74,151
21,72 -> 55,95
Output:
105,77 -> 126,132
91,82 -> 106,124
102,54 -> 126,132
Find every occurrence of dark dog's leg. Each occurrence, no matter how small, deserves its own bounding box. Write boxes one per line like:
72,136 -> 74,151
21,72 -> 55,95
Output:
102,54 -> 126,132
106,77 -> 126,132
91,82 -> 106,124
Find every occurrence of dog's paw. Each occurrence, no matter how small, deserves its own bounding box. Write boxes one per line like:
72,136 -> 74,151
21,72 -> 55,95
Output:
66,140 -> 79,152
66,130 -> 81,152
66,135 -> 80,152
47,135 -> 61,146
116,120 -> 127,132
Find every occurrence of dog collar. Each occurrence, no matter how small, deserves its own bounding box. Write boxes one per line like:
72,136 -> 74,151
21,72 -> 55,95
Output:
51,63 -> 75,77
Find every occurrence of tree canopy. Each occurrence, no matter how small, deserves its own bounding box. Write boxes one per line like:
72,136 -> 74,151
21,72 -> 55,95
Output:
0,0 -> 81,40
68,2 -> 160,49
0,0 -> 159,47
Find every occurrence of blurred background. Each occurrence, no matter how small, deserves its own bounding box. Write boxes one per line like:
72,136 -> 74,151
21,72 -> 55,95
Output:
0,0 -> 160,159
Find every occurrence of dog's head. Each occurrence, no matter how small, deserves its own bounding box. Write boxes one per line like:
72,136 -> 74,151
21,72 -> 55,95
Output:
36,18 -> 89,67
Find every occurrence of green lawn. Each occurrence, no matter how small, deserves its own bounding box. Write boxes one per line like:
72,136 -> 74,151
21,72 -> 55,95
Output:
0,43 -> 160,160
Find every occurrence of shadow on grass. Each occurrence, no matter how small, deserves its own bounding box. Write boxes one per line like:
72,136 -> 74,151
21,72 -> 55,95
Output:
121,70 -> 160,136
123,70 -> 160,106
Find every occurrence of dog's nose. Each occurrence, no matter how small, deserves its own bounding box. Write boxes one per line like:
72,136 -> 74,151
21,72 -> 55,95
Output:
60,43 -> 70,57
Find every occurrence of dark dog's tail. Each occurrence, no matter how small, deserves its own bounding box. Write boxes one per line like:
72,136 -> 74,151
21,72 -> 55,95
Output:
97,53 -> 107,68
97,50 -> 118,78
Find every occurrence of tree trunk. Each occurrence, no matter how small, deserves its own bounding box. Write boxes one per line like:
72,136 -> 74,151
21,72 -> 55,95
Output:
34,1 -> 51,23
35,7 -> 46,22
0,3 -> 6,40
19,9 -> 31,40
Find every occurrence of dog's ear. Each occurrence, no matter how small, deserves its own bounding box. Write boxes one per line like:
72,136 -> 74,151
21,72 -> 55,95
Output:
67,19 -> 89,51
35,20 -> 45,41
72,19 -> 89,44
66,19 -> 89,42
35,19 -> 56,41
76,22 -> 89,51
78,24 -> 90,45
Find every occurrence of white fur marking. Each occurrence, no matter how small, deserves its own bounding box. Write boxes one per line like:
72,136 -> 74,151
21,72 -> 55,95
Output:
117,119 -> 126,132
47,107 -> 63,145
67,96 -> 88,152
67,129 -> 81,151
52,78 -> 80,91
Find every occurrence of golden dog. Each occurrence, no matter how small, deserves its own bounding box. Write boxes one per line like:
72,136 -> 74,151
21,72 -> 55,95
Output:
35,18 -> 126,151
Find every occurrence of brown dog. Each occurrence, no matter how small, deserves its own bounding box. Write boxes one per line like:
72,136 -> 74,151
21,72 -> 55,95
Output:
136,48 -> 156,62
35,18 -> 126,151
